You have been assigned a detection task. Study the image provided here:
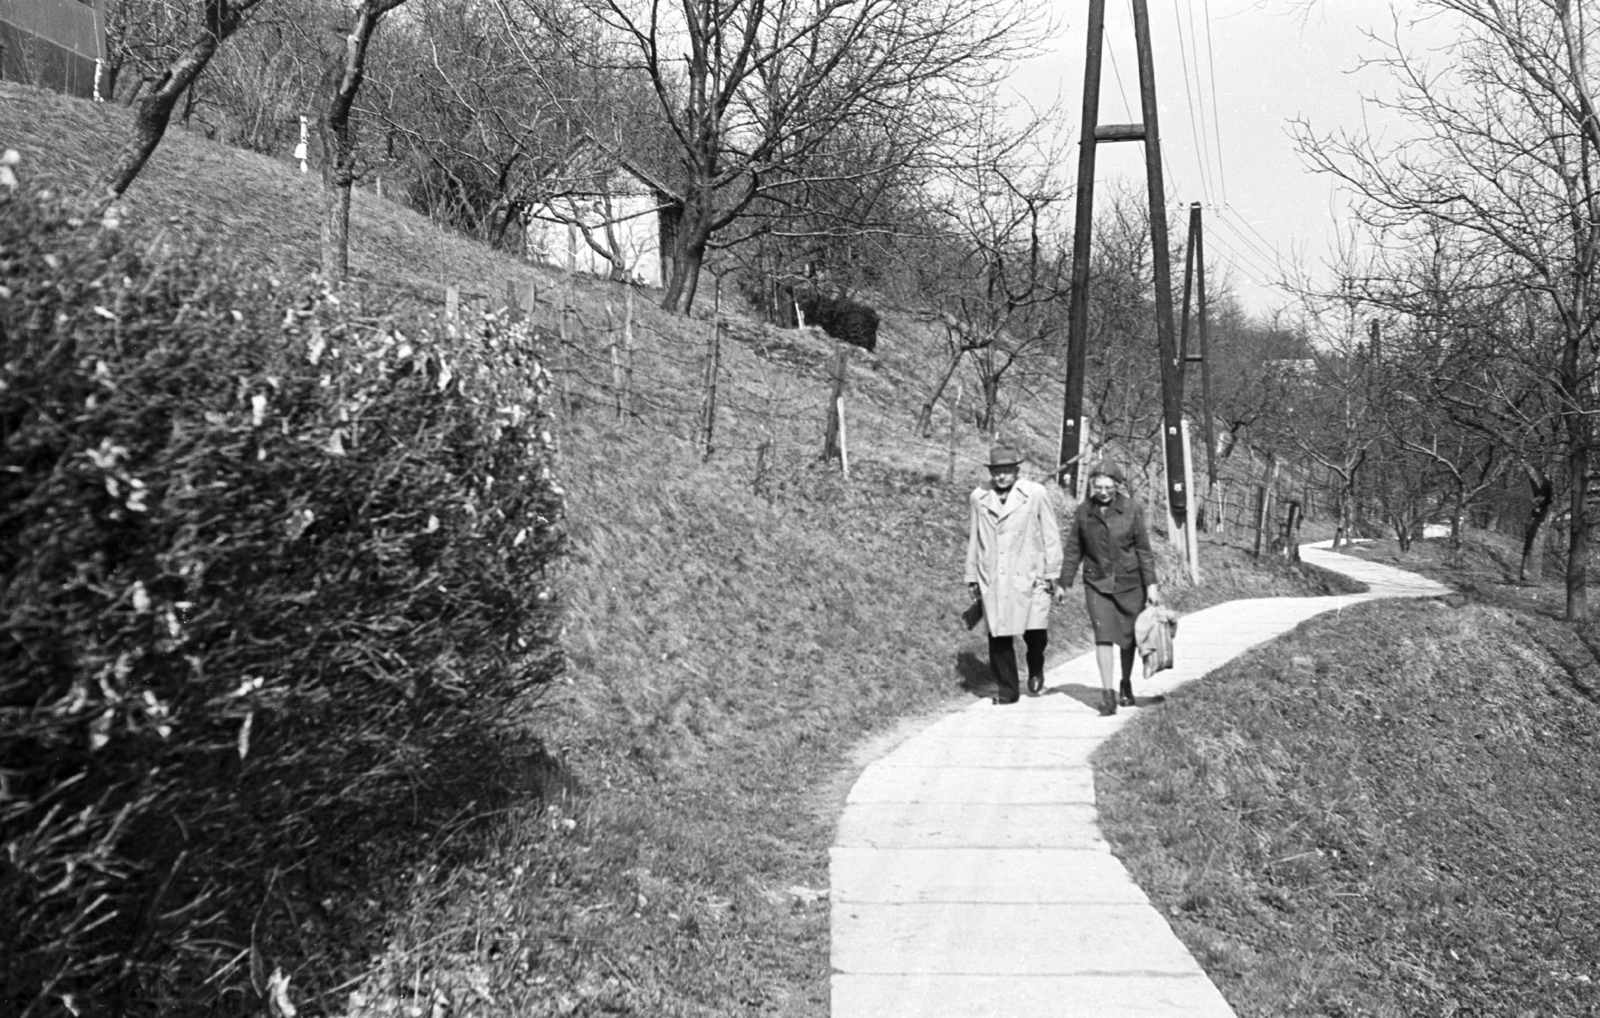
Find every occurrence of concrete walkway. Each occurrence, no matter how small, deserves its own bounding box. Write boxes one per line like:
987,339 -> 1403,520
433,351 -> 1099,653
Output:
830,541 -> 1449,1017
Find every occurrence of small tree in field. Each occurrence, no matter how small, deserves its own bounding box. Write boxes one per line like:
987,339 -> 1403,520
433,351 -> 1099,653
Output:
916,118 -> 1069,435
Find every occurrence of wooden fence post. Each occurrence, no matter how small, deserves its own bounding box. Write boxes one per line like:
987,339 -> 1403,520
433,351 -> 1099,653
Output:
621,284 -> 636,420
947,382 -> 962,485
699,280 -> 723,460
836,395 -> 851,477
445,284 -> 460,322
504,280 -> 521,323
607,301 -> 624,421
754,439 -> 771,497
822,345 -> 850,465
1282,500 -> 1303,560
1253,454 -> 1280,558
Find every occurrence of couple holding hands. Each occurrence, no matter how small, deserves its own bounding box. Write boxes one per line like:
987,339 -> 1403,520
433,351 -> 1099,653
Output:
965,444 -> 1160,716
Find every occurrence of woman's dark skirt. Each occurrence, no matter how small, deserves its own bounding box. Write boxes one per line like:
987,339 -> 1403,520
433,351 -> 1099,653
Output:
1084,585 -> 1145,648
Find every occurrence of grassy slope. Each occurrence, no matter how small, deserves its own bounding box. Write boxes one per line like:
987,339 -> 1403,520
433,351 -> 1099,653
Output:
4,82 -> 1351,1017
1098,531 -> 1600,1016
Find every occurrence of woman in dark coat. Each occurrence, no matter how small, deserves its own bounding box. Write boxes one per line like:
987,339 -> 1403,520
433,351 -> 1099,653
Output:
1059,462 -> 1161,715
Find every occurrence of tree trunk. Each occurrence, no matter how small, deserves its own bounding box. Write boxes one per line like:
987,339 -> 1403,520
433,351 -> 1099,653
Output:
918,350 -> 967,437
661,205 -> 711,313
1567,437 -> 1590,620
102,58 -> 123,102
98,0 -> 262,201
1333,487 -> 1353,550
1394,519 -> 1412,554
321,183 -> 352,282
1520,466 -> 1554,583
679,242 -> 705,313
321,0 -> 407,283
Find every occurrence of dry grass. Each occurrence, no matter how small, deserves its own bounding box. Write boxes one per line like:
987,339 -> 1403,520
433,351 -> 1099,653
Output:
1097,530 -> 1600,1016
4,81 -> 1356,1016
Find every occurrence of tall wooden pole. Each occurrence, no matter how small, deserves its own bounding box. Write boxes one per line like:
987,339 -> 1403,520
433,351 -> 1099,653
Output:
1130,0 -> 1187,536
1179,206 -> 1198,369
1181,202 -> 1218,493
1196,205 -> 1216,488
1059,0 -> 1189,537
1058,0 -> 1109,494
1182,418 -> 1200,580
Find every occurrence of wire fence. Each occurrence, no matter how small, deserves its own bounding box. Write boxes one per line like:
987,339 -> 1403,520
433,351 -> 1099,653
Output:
452,274 -> 1337,556
442,274 -> 986,496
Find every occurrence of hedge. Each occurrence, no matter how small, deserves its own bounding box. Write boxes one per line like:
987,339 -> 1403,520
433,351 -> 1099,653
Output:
797,292 -> 880,352
0,186 -> 563,1015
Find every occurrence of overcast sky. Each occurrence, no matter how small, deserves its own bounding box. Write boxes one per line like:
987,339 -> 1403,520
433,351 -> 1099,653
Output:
1006,0 -> 1452,321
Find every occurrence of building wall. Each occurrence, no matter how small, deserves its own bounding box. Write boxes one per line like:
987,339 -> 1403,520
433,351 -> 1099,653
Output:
0,0 -> 104,99
526,172 -> 669,288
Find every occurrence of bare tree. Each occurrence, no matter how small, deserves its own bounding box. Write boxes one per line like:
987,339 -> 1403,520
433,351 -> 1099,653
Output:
194,0 -> 330,152
97,0 -> 269,199
359,0 -> 650,258
589,0 -> 1044,313
910,118 -> 1070,435
1296,0 -> 1600,618
1078,186 -> 1169,478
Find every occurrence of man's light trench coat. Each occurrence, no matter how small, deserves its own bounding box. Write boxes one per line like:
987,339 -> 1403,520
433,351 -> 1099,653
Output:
964,478 -> 1064,637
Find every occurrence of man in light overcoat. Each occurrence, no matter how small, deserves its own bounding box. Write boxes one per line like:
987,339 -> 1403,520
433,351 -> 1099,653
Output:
965,444 -> 1064,704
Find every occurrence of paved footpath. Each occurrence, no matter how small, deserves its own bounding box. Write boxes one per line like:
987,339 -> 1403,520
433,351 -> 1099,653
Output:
830,541 -> 1449,1017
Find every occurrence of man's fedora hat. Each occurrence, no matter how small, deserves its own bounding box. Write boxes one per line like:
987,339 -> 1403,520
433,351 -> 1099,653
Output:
987,443 -> 1023,467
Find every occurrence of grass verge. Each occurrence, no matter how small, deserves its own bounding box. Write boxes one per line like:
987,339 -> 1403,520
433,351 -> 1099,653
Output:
1097,530 -> 1600,1016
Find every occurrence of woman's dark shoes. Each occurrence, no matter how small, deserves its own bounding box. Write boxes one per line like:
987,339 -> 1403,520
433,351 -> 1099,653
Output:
1118,677 -> 1136,707
1027,673 -> 1045,695
991,695 -> 1019,706
1099,689 -> 1118,716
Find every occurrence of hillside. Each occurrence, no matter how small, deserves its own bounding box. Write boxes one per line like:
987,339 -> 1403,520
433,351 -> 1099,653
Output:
2,81 -> 1355,1017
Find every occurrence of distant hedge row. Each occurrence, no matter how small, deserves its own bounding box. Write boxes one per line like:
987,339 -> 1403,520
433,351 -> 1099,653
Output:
0,188 -> 563,1014
798,292 -> 880,352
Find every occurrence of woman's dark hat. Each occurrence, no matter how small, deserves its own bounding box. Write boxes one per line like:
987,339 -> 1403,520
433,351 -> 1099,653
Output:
1087,460 -> 1125,483
987,443 -> 1023,467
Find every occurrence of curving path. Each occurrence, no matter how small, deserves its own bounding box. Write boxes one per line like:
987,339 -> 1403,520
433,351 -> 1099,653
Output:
830,541 -> 1449,1017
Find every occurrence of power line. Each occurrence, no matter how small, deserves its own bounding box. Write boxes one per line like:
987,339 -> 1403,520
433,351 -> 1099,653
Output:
1201,0 -> 1229,204
1185,0 -> 1219,205
1207,209 -> 1283,284
1216,204 -> 1293,277
1105,24 -> 1135,121
1210,216 -> 1280,283
1106,12 -> 1184,209
1171,0 -> 1214,205
1228,205 -> 1291,270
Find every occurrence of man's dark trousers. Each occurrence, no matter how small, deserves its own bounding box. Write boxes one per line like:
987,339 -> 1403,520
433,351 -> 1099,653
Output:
988,629 -> 1048,702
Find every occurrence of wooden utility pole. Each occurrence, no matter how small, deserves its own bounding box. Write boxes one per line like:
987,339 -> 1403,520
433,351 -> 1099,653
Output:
1057,0 -> 1108,497
1182,418 -> 1200,581
1060,0 -> 1188,545
1179,202 -> 1217,492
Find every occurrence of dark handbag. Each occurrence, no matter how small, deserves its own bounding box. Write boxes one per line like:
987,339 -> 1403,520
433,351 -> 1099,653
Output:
961,598 -> 985,630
